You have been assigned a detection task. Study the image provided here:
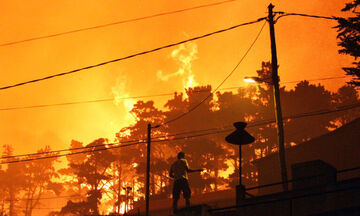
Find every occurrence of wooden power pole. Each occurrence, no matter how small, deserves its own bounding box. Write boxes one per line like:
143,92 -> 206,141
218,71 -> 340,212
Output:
268,3 -> 288,191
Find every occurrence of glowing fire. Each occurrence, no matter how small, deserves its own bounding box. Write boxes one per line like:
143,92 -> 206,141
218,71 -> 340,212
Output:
101,180 -> 135,215
157,42 -> 199,94
112,77 -> 137,124
104,201 -> 132,215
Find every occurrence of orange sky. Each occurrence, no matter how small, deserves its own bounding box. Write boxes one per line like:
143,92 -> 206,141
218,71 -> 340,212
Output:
0,0 -> 354,155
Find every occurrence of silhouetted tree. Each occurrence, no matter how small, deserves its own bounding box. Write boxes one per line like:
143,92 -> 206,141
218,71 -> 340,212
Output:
250,62 -> 278,154
22,146 -> 62,216
116,100 -> 167,200
336,0 -> 360,86
0,173 -> 3,215
332,84 -> 360,125
60,138 -> 115,215
103,143 -> 140,213
282,81 -> 334,145
58,140 -> 87,200
1,145 -> 26,216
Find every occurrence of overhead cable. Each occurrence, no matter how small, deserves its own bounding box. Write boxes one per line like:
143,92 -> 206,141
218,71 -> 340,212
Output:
275,12 -> 339,22
5,195 -> 83,202
0,17 -> 266,91
280,76 -> 347,84
0,138 -> 145,160
0,92 -> 173,111
0,127 -> 224,160
0,141 -> 143,164
0,76 -> 349,111
0,0 -> 239,47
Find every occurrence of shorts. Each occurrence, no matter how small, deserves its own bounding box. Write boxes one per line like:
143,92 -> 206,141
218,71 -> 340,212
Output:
172,178 -> 191,200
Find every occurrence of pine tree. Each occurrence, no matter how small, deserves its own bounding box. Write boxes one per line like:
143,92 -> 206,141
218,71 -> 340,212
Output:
336,0 -> 360,86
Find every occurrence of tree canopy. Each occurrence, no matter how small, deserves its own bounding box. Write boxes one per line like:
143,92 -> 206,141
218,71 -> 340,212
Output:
336,0 -> 360,86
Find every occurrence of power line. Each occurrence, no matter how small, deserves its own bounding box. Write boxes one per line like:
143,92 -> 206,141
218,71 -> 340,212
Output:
0,129 -> 235,164
160,102 -> 360,140
0,124 -> 234,160
5,195 -> 83,202
0,92 -> 173,111
14,206 -> 60,210
284,102 -> 360,120
0,88 -> 236,111
280,76 -> 347,84
0,127 -> 225,160
0,125 -> 231,161
1,74 -> 348,111
275,12 -> 339,22
0,17 -> 266,91
2,101 -> 359,165
0,138 -> 145,160
161,20 -> 267,126
0,141 -> 143,165
0,0 -> 239,47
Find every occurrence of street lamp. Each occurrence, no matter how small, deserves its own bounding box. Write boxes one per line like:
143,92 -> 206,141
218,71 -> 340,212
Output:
225,122 -> 255,204
243,76 -> 272,84
243,77 -> 257,83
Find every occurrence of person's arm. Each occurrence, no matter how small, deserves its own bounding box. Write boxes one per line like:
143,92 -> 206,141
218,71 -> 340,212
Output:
184,160 -> 203,173
187,168 -> 203,173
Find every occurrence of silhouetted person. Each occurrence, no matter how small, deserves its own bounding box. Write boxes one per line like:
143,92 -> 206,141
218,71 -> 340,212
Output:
169,152 -> 203,214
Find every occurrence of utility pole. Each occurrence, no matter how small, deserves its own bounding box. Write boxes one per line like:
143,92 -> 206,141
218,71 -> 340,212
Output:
268,3 -> 288,191
145,123 -> 151,216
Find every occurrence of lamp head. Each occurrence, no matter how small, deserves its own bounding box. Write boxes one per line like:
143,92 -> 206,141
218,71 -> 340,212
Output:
243,77 -> 256,83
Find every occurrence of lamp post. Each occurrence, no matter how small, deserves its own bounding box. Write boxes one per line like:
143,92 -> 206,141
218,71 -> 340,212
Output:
225,122 -> 255,204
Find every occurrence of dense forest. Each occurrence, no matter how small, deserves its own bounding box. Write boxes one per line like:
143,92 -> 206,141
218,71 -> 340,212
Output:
1,61 -> 359,216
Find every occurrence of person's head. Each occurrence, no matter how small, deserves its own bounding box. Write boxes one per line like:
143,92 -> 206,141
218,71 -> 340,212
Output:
177,152 -> 185,159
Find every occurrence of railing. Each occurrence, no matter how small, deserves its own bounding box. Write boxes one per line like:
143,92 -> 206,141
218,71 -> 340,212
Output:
209,165 -> 360,215
245,165 -> 360,192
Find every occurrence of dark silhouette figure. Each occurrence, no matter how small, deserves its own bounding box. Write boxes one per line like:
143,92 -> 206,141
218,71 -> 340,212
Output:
169,152 -> 203,214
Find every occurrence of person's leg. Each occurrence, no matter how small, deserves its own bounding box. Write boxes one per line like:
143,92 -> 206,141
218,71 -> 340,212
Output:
173,197 -> 179,213
173,180 -> 181,214
185,198 -> 190,208
183,179 -> 191,208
